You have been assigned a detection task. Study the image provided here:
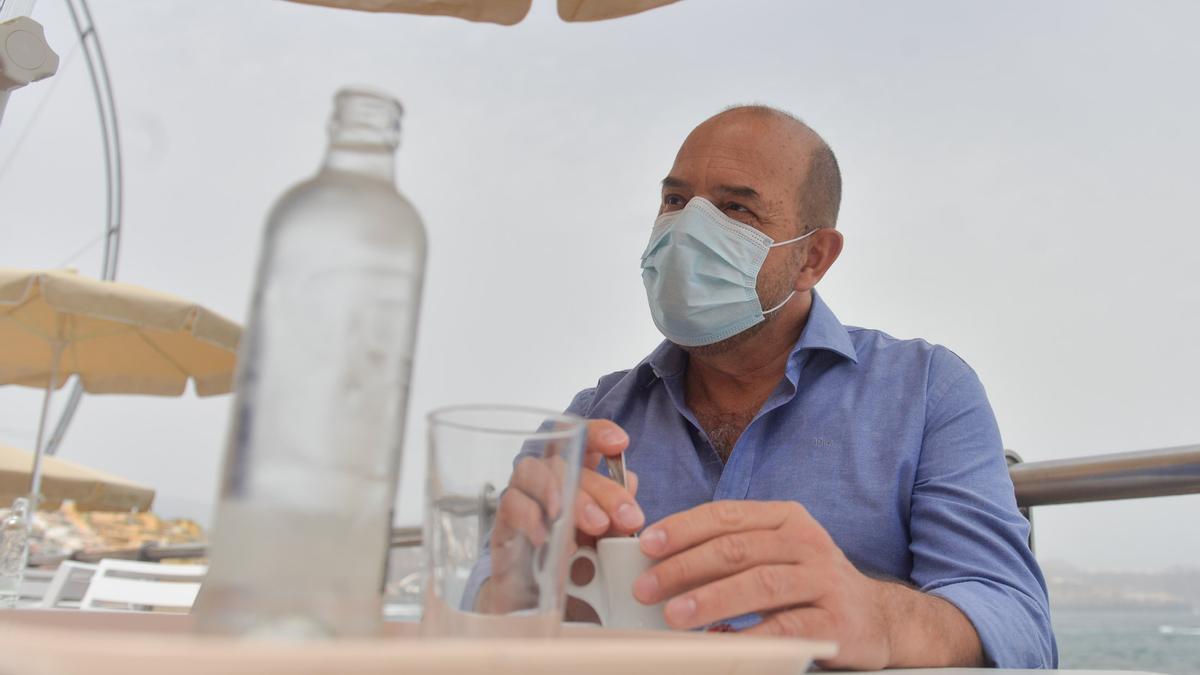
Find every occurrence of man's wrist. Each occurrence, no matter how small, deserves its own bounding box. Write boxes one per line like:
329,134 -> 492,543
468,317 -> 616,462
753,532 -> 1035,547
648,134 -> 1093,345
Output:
868,578 -> 902,667
870,578 -> 985,668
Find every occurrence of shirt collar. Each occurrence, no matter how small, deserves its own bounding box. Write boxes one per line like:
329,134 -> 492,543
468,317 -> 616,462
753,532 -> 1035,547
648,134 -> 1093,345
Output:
637,290 -> 858,386
796,290 -> 859,365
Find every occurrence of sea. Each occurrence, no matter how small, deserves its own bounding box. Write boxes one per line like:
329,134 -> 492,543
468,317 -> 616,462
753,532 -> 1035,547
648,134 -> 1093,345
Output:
1053,608 -> 1200,675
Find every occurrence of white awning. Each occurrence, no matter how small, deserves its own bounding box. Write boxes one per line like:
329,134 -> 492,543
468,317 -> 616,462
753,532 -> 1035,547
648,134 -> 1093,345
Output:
285,0 -> 680,25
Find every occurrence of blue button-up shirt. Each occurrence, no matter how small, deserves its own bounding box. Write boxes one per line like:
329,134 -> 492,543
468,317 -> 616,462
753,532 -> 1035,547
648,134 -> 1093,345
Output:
468,292 -> 1055,667
563,292 -> 1055,667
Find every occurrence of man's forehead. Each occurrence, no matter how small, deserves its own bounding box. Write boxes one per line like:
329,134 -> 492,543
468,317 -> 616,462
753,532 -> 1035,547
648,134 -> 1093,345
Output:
675,137 -> 770,167
669,138 -> 802,189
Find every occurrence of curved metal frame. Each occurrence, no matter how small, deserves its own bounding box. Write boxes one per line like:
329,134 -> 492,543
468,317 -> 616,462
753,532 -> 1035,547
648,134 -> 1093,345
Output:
44,0 -> 122,456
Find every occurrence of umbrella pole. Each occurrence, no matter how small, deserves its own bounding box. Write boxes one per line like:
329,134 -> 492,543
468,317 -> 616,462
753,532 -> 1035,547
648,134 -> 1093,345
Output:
28,342 -> 63,508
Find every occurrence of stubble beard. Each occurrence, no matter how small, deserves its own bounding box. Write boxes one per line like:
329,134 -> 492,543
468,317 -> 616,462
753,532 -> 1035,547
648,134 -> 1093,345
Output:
678,248 -> 805,358
679,316 -> 771,357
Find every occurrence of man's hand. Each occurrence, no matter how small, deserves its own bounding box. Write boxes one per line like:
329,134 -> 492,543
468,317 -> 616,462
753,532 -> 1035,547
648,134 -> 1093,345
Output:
631,500 -> 983,669
493,419 -> 643,546
480,420 -> 643,613
572,420 -> 644,538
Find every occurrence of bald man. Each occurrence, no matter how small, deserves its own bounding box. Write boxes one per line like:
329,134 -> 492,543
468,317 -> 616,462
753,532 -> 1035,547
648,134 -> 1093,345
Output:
480,106 -> 1056,669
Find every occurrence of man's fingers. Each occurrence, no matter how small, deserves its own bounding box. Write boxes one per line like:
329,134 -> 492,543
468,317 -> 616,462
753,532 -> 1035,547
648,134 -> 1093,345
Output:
573,489 -> 612,536
493,488 -> 550,549
509,456 -> 563,519
640,500 -> 808,559
583,420 -> 629,469
521,419 -> 638,538
633,531 -> 816,604
626,469 -> 639,497
660,564 -> 823,630
580,469 -> 644,534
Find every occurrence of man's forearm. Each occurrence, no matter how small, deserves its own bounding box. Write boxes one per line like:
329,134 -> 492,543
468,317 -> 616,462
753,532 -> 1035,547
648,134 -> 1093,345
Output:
873,579 -> 986,667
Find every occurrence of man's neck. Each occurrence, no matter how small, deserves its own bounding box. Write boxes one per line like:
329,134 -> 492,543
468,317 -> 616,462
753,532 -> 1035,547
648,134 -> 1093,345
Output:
684,291 -> 814,410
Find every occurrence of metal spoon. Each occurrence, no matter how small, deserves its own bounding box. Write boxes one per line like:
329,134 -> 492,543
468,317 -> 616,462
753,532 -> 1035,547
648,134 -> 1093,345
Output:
604,453 -> 637,536
604,453 -> 627,490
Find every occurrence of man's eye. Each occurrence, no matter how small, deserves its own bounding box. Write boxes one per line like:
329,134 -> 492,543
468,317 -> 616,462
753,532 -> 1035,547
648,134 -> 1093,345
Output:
724,202 -> 750,214
663,194 -> 685,208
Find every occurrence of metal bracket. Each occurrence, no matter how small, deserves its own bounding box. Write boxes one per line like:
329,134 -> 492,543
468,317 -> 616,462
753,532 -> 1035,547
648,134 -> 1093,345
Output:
1005,448 -> 1035,553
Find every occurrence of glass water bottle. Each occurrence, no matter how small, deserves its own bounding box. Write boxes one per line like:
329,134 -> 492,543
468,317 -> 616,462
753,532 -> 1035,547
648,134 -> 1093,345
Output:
0,497 -> 31,608
193,88 -> 427,639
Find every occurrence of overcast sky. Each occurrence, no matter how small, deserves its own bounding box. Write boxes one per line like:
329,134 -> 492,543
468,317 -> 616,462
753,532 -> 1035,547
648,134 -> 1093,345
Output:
1,0 -> 1197,572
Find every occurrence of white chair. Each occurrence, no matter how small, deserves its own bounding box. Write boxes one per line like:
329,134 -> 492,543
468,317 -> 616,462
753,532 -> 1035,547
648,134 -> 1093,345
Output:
15,568 -> 56,607
38,561 -> 98,608
78,559 -> 207,613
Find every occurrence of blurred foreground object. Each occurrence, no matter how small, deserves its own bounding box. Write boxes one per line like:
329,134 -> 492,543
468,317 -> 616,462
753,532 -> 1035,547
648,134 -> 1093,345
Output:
285,0 -> 679,25
193,88 -> 426,640
0,11 -> 59,127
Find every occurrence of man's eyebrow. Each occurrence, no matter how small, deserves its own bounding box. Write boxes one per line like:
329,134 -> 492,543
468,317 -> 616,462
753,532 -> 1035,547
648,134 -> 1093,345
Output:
661,177 -> 761,202
713,184 -> 762,202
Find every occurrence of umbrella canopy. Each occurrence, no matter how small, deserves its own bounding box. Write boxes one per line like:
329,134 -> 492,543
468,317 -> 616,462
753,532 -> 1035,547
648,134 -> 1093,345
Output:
0,268 -> 240,397
0,267 -> 240,505
287,0 -> 679,24
0,444 -> 154,512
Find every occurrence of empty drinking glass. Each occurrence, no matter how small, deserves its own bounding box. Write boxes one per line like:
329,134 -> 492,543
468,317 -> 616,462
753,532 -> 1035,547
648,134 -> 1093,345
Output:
422,405 -> 586,637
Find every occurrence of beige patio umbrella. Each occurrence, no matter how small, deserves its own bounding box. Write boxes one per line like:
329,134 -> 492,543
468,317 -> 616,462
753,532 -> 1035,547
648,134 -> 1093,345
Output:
0,268 -> 240,507
0,444 -> 154,512
287,0 -> 680,24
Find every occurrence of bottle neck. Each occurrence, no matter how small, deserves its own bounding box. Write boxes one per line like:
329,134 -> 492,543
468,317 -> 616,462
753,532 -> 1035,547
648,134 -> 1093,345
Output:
322,144 -> 395,182
320,88 -> 403,183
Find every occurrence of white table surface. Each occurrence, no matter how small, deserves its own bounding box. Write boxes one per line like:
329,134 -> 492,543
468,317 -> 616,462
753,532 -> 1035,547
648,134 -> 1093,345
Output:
0,610 -> 1173,675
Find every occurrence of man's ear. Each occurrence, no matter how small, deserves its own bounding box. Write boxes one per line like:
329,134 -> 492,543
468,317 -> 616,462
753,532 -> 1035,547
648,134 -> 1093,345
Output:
794,229 -> 843,291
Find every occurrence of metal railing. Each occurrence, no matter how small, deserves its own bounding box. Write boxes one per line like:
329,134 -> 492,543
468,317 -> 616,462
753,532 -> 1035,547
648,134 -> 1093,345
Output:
27,444 -> 1200,566
1010,443 -> 1200,507
391,443 -> 1200,551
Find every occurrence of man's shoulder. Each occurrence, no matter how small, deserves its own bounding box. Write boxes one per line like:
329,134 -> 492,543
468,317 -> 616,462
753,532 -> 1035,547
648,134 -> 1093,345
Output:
564,367 -> 638,417
843,325 -> 979,392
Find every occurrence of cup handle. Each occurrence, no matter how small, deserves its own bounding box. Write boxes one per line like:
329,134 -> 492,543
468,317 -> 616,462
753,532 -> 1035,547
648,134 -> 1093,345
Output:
565,546 -> 607,626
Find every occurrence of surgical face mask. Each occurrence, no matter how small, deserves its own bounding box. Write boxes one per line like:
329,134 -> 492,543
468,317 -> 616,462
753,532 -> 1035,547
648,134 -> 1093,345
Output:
640,197 -> 816,347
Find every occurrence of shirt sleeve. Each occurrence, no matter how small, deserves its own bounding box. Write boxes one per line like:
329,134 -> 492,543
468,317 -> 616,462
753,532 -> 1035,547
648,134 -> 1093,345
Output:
909,349 -> 1058,668
458,387 -> 599,611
